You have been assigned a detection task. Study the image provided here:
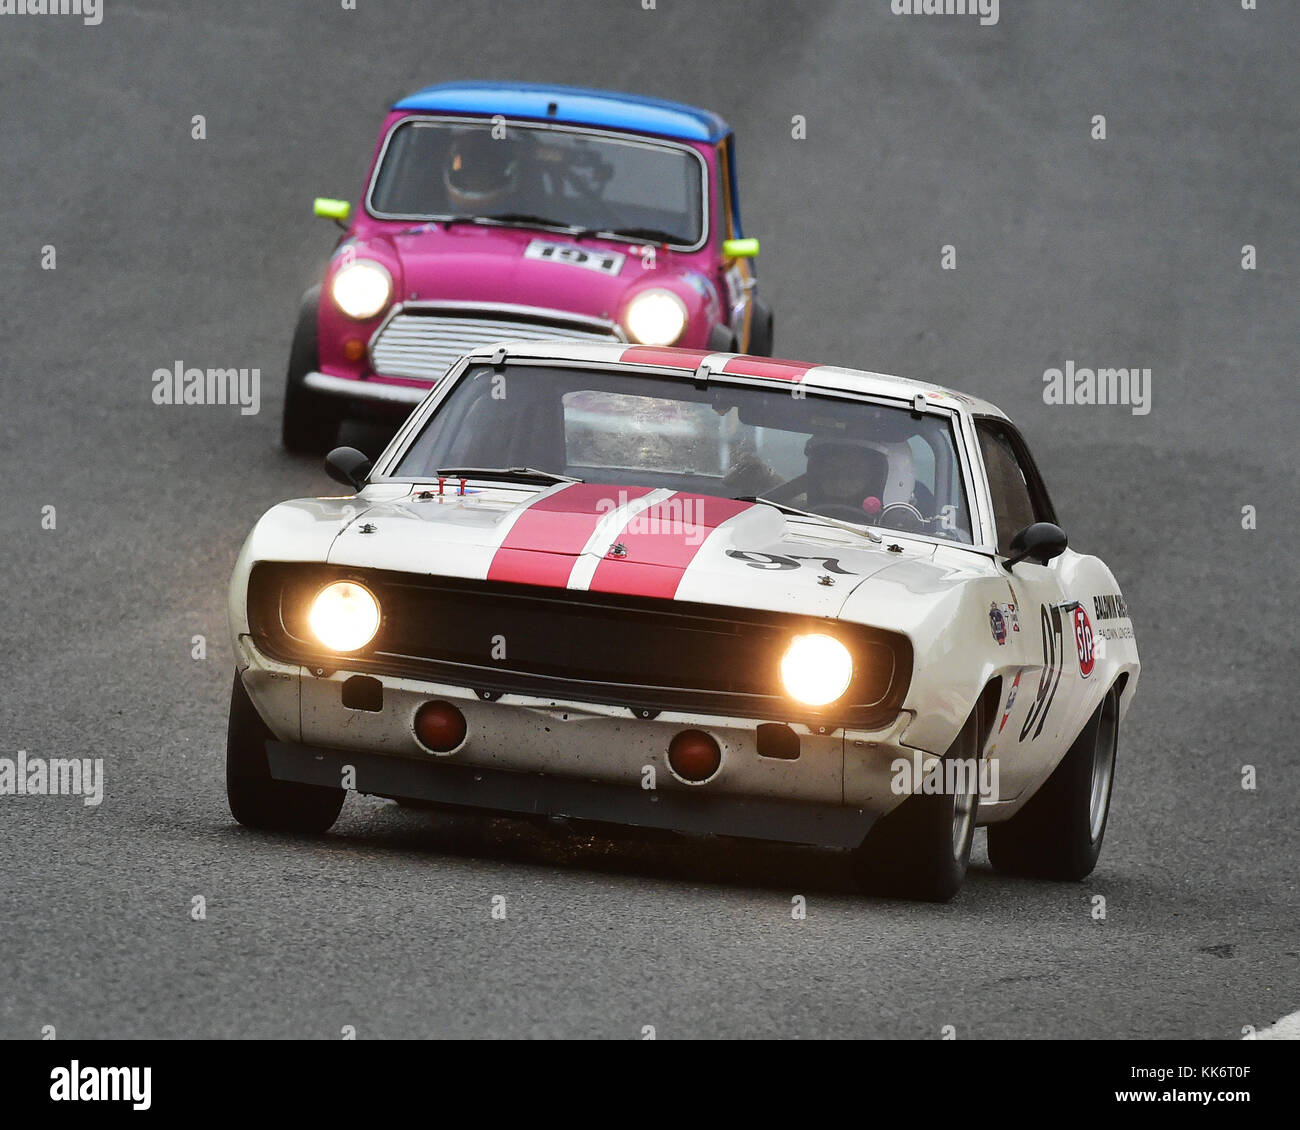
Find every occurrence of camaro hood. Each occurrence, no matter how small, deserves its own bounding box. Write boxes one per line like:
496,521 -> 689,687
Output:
314,482 -> 936,620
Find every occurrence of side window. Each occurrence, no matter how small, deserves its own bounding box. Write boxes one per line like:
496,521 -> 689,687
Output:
976,423 -> 1038,554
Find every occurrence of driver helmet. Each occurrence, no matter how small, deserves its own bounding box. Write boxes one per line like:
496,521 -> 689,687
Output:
804,435 -> 917,515
804,435 -> 889,511
443,131 -> 520,211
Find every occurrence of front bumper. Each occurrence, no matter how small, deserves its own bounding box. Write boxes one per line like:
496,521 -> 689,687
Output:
236,636 -> 930,849
302,370 -> 429,406
267,741 -> 875,848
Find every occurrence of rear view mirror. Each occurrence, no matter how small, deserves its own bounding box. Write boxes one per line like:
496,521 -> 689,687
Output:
314,197 -> 351,225
324,446 -> 371,491
1004,522 -> 1068,570
722,237 -> 759,259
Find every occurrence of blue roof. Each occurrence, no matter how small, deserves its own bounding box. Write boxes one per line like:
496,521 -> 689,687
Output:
392,81 -> 730,143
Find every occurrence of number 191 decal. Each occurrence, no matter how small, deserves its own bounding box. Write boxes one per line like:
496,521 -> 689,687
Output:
524,239 -> 625,275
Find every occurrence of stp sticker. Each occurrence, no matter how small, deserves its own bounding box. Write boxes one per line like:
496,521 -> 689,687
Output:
989,603 -> 1007,645
524,239 -> 625,276
1073,606 -> 1096,678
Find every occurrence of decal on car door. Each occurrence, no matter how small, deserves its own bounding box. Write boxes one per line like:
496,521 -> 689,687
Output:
1020,600 -> 1079,742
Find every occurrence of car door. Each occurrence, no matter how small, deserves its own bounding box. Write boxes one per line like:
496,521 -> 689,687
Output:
974,418 -> 1082,798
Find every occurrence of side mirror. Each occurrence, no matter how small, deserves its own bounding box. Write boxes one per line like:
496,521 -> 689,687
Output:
324,446 -> 371,492
722,237 -> 759,259
314,197 -> 351,227
1004,522 -> 1068,570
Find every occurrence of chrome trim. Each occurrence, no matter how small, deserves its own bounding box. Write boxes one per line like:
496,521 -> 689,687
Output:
373,300 -> 625,340
302,371 -> 429,405
364,114 -> 711,253
366,302 -> 624,383
956,412 -> 1000,553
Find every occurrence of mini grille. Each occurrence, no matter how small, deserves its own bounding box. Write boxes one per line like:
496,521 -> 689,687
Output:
370,311 -> 620,382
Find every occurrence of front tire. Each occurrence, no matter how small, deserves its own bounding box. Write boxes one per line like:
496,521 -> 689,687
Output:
851,709 -> 981,902
226,673 -> 344,833
280,286 -> 343,455
987,685 -> 1120,880
748,297 -> 774,356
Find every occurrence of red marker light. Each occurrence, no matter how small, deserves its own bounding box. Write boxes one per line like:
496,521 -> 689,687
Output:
414,701 -> 467,753
667,729 -> 721,783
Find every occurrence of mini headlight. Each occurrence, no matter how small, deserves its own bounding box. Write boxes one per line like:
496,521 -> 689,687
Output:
623,288 -> 688,346
780,634 -> 853,707
330,260 -> 392,320
308,581 -> 380,652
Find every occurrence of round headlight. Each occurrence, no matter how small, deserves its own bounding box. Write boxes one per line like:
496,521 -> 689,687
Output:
623,288 -> 688,346
308,581 -> 380,652
331,260 -> 392,320
781,634 -> 853,707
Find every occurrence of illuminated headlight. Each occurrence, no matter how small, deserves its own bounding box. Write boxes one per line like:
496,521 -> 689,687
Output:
330,261 -> 392,320
308,581 -> 380,652
781,634 -> 853,707
623,288 -> 688,346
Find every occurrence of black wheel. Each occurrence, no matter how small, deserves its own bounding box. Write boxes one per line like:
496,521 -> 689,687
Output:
707,322 -> 737,352
851,709 -> 981,902
280,285 -> 343,454
988,685 -> 1120,880
226,672 -> 345,833
748,297 -> 774,356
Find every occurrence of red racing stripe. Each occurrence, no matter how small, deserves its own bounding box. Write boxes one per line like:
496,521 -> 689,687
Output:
487,482 -> 652,588
619,346 -> 711,368
588,493 -> 753,599
720,356 -> 814,382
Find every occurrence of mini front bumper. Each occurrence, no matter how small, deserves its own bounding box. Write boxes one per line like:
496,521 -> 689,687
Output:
302,370 -> 429,406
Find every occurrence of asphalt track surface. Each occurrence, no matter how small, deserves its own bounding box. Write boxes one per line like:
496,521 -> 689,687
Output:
1,0 -> 1297,1040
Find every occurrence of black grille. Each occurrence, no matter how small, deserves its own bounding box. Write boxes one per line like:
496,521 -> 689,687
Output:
247,563 -> 912,729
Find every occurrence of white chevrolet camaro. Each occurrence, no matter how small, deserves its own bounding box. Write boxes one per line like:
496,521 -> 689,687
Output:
227,341 -> 1139,900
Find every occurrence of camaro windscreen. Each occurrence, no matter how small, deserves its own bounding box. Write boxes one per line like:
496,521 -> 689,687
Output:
369,119 -> 705,245
394,365 -> 974,541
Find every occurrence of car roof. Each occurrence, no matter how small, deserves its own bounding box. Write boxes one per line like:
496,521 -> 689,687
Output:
463,341 -> 1010,420
391,81 -> 731,143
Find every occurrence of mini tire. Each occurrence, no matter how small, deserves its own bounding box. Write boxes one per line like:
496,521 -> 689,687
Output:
748,297 -> 774,356
850,708 -> 981,902
226,672 -> 345,833
987,684 -> 1120,880
280,285 -> 343,455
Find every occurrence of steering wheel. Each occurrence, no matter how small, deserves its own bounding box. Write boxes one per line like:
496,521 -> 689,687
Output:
878,502 -> 928,533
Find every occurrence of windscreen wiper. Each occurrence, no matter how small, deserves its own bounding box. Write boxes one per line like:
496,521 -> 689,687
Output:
436,467 -> 584,485
394,216 -> 481,234
592,225 -> 688,246
732,495 -> 883,544
481,212 -> 581,230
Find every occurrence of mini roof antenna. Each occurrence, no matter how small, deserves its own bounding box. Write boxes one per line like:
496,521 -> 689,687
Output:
547,101 -> 558,116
